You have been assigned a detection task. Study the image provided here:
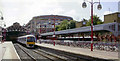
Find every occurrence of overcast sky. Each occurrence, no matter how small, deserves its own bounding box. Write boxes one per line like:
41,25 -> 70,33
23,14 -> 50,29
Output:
0,0 -> 120,27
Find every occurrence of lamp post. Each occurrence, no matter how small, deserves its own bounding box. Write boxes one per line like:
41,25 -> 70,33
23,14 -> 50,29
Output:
48,19 -> 51,32
3,24 -> 6,42
39,24 -> 41,36
0,11 -> 3,20
53,15 -> 56,46
0,11 -> 4,43
39,22 -> 41,43
82,0 -> 102,51
68,22 -> 70,29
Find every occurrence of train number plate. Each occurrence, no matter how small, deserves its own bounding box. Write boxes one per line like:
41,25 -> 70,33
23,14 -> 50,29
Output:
27,42 -> 35,44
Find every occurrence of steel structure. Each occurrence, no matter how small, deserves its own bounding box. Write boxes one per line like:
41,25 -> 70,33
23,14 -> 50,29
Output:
82,0 -> 102,51
0,11 -> 4,43
41,22 -> 120,37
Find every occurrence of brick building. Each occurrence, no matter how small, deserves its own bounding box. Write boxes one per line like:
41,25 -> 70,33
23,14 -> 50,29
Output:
76,19 -> 87,28
104,12 -> 120,23
25,15 -> 73,34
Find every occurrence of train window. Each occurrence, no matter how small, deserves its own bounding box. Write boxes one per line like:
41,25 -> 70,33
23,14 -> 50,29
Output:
27,37 -> 30,39
27,37 -> 35,42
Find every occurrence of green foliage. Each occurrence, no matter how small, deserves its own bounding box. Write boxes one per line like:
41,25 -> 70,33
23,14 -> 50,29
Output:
86,15 -> 103,26
55,25 -> 60,31
55,20 -> 76,31
69,20 -> 76,29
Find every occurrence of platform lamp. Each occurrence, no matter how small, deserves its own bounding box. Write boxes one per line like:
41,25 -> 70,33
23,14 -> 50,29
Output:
52,15 -> 56,46
3,24 -> 6,42
48,19 -> 51,32
39,22 -> 42,43
0,11 -> 4,20
82,0 -> 102,51
0,11 -> 4,43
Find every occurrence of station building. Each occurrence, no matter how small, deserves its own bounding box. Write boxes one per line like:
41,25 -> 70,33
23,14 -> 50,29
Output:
104,12 -> 120,23
41,12 -> 120,41
25,15 -> 73,34
6,22 -> 27,42
76,19 -> 87,28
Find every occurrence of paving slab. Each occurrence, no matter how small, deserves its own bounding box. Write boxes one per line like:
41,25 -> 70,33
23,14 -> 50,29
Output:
0,42 -> 20,61
0,43 -> 6,61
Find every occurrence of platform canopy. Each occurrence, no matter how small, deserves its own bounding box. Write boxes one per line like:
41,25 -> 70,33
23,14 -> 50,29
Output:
41,22 -> 120,37
6,22 -> 27,32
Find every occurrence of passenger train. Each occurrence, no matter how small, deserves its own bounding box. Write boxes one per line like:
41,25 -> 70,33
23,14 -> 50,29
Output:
17,35 -> 36,48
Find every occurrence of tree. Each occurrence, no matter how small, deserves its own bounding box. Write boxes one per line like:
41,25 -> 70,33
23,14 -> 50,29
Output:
55,20 -> 76,31
55,20 -> 68,31
69,20 -> 76,29
86,15 -> 103,26
55,25 -> 60,31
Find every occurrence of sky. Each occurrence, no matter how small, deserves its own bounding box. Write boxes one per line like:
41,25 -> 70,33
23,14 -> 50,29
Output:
0,0 -> 120,27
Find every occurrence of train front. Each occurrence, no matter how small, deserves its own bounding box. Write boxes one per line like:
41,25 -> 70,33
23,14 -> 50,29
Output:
26,37 -> 36,48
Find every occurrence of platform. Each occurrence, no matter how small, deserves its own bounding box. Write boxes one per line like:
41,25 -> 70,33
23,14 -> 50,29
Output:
35,43 -> 118,61
0,41 -> 20,61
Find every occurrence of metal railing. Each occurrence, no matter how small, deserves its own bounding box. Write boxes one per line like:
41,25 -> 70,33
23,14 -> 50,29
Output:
38,40 -> 118,52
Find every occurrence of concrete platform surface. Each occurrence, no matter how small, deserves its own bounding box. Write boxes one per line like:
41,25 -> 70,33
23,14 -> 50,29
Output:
0,41 -> 20,61
36,43 -> 118,60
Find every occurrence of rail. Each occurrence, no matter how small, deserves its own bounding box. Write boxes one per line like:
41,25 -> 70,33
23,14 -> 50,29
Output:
14,44 -> 36,61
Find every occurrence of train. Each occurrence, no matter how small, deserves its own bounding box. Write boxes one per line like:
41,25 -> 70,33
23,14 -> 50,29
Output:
17,35 -> 36,48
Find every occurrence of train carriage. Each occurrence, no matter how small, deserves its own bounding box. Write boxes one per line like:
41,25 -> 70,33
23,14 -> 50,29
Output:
17,35 -> 36,48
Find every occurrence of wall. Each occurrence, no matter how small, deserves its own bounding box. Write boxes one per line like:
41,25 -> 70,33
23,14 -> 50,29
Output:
104,13 -> 118,23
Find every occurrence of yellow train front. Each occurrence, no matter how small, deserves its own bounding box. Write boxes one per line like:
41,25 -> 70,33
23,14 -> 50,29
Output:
26,36 -> 36,48
17,35 -> 36,48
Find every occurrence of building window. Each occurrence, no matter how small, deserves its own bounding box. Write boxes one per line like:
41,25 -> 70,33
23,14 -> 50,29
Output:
83,22 -> 86,25
114,20 -> 116,22
118,24 -> 120,31
32,22 -> 34,24
118,14 -> 120,17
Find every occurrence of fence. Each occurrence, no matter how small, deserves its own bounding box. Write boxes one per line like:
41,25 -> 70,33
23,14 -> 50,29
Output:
39,40 -> 119,52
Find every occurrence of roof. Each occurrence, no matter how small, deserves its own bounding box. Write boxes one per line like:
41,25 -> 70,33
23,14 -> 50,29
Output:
41,22 -> 120,36
104,12 -> 120,16
7,22 -> 27,32
34,15 -> 73,19
18,35 -> 35,38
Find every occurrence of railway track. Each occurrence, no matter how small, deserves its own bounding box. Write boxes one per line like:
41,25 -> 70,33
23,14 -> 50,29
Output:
14,44 -> 36,61
14,44 -> 68,61
33,49 -> 67,61
14,43 -> 113,61
37,46 -> 113,61
37,47 -> 87,61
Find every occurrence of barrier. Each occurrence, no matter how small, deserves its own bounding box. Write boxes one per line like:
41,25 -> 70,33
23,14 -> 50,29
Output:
39,40 -> 118,52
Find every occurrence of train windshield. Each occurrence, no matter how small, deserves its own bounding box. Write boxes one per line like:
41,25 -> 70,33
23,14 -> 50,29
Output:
27,37 -> 35,42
